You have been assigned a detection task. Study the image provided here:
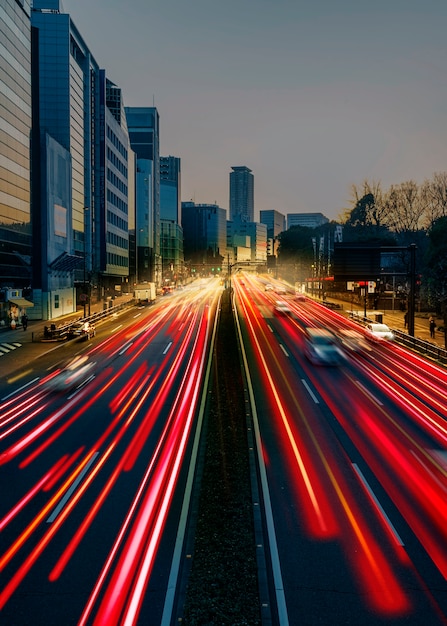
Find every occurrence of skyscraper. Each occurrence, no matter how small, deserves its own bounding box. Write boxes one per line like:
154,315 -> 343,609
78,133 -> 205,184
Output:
126,107 -> 161,284
0,0 -> 32,291
229,166 -> 254,222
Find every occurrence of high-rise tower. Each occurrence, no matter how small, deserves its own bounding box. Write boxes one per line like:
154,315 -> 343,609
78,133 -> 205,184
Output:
229,166 -> 254,222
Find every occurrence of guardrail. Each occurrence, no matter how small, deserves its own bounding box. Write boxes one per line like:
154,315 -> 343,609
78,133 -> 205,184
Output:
348,310 -> 447,365
392,329 -> 447,365
36,299 -> 134,342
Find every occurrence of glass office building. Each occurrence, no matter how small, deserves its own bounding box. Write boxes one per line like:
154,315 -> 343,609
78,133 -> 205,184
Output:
0,0 -> 32,290
229,166 -> 254,223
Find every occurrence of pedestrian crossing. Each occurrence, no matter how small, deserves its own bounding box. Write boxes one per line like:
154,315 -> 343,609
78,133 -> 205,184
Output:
0,342 -> 22,356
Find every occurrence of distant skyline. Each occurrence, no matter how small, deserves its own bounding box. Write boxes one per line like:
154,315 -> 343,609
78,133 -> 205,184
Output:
63,0 -> 447,221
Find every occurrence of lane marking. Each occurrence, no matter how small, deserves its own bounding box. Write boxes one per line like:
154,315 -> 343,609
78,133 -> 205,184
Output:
352,463 -> 404,546
163,341 -> 172,355
1,378 -> 39,401
119,342 -> 133,355
301,379 -> 319,404
111,324 -> 123,333
279,344 -> 289,357
47,452 -> 99,523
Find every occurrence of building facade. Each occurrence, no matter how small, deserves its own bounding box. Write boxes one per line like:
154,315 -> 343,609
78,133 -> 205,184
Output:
126,107 -> 161,285
227,217 -> 267,264
160,156 -> 184,284
0,0 -> 32,314
229,166 -> 254,222
182,202 -> 227,272
287,212 -> 329,229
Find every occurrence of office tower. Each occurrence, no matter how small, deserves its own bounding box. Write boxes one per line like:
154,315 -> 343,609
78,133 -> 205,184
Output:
0,1 -> 32,293
229,166 -> 254,222
31,1 -> 133,318
181,202 -> 227,269
160,156 -> 184,284
126,107 -> 161,284
160,156 -> 181,223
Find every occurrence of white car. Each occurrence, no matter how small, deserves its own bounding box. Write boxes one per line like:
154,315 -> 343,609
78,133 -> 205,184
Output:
45,356 -> 96,391
365,323 -> 394,342
274,300 -> 292,316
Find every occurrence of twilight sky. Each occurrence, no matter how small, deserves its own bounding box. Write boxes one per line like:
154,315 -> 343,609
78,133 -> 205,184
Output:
63,0 -> 447,221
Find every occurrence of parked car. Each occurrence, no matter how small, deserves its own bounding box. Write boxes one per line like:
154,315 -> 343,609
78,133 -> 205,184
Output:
303,327 -> 344,365
274,300 -> 292,316
365,323 -> 394,342
45,356 -> 96,392
68,320 -> 96,340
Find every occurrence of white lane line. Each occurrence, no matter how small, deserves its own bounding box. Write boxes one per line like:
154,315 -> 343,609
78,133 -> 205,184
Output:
1,378 -> 39,401
301,379 -> 319,404
352,463 -> 404,546
267,324 -> 274,333
111,324 -> 123,333
234,305 -> 289,625
279,344 -> 289,357
163,341 -> 172,355
119,342 -> 133,355
47,452 -> 99,523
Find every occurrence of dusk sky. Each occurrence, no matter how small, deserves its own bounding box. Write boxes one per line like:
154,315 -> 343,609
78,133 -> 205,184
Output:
63,0 -> 447,221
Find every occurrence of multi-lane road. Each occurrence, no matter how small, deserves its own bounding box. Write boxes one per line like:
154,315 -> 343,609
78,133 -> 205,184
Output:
1,276 -> 447,625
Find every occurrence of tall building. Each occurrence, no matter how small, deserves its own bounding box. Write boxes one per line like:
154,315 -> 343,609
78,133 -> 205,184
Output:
229,166 -> 254,222
100,73 -> 132,294
0,0 -> 32,300
182,202 -> 227,270
160,156 -> 183,284
126,107 -> 161,285
31,1 -> 133,318
160,156 -> 181,223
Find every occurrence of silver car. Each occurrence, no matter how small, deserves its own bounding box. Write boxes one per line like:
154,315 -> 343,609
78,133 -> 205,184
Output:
304,328 -> 344,365
365,323 -> 394,342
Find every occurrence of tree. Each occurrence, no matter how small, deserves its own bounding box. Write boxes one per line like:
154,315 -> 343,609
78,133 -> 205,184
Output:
383,181 -> 424,233
420,172 -> 447,229
425,216 -> 447,346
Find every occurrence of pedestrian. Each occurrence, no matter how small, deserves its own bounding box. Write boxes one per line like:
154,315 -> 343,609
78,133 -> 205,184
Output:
22,313 -> 28,330
404,312 -> 408,328
429,316 -> 436,339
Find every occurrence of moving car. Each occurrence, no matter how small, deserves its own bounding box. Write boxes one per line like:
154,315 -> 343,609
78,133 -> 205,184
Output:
304,327 -> 343,365
365,323 -> 394,342
45,356 -> 96,392
338,328 -> 371,353
274,300 -> 292,316
265,283 -> 274,291
68,320 -> 96,340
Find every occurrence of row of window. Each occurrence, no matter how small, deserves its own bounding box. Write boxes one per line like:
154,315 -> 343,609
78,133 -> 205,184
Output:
107,125 -> 128,160
107,188 -> 128,216
107,208 -> 127,232
107,252 -> 128,267
107,167 -> 127,198
107,146 -> 127,178
107,231 -> 128,250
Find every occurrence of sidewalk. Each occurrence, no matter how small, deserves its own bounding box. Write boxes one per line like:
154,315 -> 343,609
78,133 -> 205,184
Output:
0,295 -> 134,347
320,296 -> 445,349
